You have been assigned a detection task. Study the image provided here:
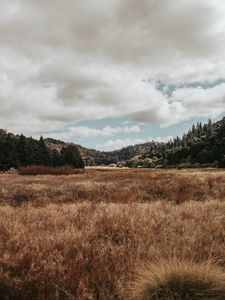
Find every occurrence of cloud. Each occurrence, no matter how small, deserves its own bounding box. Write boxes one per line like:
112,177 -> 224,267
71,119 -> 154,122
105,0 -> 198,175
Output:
97,136 -> 173,151
45,125 -> 141,140
0,0 -> 225,137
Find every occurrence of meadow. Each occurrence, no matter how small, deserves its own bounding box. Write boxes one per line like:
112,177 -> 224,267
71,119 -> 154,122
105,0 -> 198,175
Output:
1,168 -> 225,299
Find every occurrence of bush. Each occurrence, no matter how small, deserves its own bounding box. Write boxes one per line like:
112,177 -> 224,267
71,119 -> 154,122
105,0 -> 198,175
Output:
131,260 -> 225,300
60,145 -> 85,168
18,165 -> 85,176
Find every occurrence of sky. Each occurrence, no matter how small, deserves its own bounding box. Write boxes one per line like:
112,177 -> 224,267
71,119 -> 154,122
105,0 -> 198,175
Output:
1,0 -> 225,151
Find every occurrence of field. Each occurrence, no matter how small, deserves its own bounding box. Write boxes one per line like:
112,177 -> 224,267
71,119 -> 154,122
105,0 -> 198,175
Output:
1,168 -> 225,299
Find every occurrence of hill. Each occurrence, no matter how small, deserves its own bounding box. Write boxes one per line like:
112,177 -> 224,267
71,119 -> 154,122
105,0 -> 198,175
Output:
44,138 -> 157,166
102,117 -> 225,168
44,117 -> 225,168
1,117 -> 225,169
44,138 -> 109,166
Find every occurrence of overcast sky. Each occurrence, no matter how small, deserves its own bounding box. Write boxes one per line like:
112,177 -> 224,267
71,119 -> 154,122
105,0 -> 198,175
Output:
1,0 -> 225,150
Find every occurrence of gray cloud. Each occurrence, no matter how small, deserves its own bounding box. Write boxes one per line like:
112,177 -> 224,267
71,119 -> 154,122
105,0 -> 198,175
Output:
0,0 -> 225,135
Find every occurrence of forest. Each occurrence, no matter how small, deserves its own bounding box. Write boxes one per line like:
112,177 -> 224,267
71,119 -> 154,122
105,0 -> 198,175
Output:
87,117 -> 225,168
0,131 -> 84,170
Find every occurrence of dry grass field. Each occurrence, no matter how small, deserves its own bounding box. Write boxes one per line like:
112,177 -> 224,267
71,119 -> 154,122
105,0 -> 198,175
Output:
1,168 -> 225,299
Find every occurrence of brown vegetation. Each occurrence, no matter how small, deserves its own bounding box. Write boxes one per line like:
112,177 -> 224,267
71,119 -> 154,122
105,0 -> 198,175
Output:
0,169 -> 225,299
18,165 -> 85,176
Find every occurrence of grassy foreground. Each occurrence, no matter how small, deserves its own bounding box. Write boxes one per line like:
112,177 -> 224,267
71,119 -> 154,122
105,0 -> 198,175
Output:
1,168 -> 225,299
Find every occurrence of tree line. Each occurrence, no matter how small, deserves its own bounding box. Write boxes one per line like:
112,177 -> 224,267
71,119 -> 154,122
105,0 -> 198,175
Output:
0,131 -> 84,170
122,117 -> 225,168
84,117 -> 225,168
1,116 -> 225,170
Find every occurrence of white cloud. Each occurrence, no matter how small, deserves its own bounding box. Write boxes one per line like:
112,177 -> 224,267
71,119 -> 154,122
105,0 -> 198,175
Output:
97,136 -> 173,151
44,125 -> 141,141
67,124 -> 141,138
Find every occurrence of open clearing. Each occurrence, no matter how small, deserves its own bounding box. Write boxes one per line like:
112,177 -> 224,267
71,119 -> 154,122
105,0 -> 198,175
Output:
1,168 -> 225,299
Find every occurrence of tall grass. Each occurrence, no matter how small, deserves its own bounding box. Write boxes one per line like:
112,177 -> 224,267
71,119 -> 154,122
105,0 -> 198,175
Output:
1,168 -> 224,206
0,169 -> 225,299
18,165 -> 85,176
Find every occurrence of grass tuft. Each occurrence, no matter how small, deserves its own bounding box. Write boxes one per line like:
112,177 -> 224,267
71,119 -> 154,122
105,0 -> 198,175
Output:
131,260 -> 225,300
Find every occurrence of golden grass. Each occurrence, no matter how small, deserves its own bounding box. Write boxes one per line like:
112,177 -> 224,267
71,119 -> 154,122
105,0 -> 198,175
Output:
1,168 -> 225,206
131,260 -> 225,300
0,169 -> 225,299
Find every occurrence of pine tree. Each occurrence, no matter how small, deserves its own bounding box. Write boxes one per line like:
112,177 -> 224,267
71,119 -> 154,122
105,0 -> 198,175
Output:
38,136 -> 52,166
60,145 -> 84,168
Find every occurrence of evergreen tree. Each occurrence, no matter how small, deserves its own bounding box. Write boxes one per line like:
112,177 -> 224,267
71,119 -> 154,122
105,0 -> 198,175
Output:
38,136 -> 52,166
60,145 -> 84,168
52,149 -> 63,167
0,132 -> 84,170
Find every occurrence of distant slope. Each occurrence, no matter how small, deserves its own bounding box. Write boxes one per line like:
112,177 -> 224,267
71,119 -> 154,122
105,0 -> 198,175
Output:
45,117 -> 225,168
44,138 -> 107,164
1,116 -> 225,169
44,138 -> 156,166
103,117 -> 225,168
45,138 -> 102,156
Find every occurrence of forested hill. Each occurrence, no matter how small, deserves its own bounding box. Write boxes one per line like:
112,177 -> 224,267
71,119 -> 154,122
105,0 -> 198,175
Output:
103,117 -> 225,168
93,117 -> 225,168
0,117 -> 225,169
44,117 -> 225,168
164,117 -> 225,168
44,137 -> 156,166
0,131 -> 84,170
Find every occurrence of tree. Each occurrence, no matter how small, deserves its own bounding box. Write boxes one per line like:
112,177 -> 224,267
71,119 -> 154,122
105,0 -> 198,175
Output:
60,145 -> 84,168
38,136 -> 52,166
52,149 -> 63,167
17,135 -> 30,166
82,156 -> 95,166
